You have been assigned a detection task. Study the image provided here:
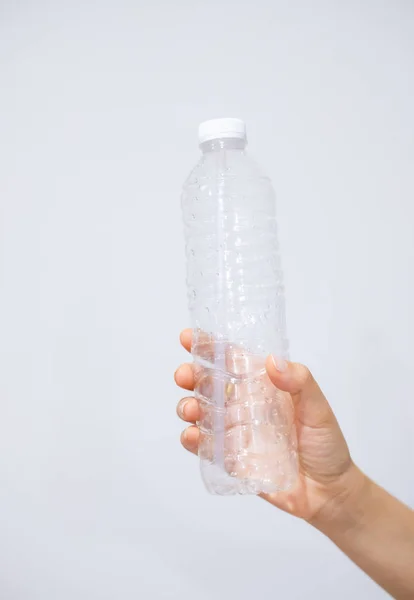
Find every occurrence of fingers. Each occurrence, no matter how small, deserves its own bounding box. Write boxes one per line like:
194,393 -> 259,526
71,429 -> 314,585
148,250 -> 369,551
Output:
174,363 -> 195,391
176,397 -> 200,423
178,330 -> 198,456
180,425 -> 199,455
179,329 -> 192,353
265,355 -> 335,428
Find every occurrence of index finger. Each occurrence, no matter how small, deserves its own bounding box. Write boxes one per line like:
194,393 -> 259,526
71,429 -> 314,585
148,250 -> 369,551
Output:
180,329 -> 262,375
179,329 -> 192,353
180,329 -> 219,363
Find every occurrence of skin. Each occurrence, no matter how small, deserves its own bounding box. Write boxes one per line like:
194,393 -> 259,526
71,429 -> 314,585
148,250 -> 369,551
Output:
175,328 -> 414,600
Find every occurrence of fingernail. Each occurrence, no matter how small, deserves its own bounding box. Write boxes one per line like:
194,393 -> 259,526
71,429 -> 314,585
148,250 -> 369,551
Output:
178,399 -> 188,418
271,355 -> 288,372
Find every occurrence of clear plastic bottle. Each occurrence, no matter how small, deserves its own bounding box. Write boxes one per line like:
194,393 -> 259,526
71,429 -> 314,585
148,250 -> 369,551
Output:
181,118 -> 298,495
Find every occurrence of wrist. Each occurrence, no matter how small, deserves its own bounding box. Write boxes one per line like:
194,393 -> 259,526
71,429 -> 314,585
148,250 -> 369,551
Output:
310,464 -> 373,536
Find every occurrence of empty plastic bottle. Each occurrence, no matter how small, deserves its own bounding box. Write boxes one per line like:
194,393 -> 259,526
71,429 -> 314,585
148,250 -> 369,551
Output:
181,118 -> 298,495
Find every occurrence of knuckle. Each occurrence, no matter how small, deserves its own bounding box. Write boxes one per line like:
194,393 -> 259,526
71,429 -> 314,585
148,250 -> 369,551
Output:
297,364 -> 313,386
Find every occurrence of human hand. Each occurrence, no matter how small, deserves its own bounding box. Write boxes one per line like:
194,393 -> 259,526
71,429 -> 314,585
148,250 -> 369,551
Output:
175,329 -> 365,525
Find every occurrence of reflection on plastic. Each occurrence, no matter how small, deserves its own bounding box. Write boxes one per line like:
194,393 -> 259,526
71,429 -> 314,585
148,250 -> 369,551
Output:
193,333 -> 298,495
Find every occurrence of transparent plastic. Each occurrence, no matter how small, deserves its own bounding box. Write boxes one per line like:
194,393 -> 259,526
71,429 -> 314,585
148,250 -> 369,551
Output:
181,135 -> 298,495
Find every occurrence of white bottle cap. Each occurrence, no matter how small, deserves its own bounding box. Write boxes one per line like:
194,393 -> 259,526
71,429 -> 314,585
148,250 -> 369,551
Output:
198,118 -> 247,145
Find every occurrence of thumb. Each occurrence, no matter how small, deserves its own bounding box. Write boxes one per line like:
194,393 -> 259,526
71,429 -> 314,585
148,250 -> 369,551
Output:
265,355 -> 336,428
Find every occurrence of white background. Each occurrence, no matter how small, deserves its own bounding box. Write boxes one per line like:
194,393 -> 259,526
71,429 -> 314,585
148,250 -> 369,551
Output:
0,1 -> 413,598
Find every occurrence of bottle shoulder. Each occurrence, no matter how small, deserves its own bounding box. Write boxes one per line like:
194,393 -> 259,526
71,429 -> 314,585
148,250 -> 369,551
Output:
183,151 -> 271,188
182,151 -> 275,212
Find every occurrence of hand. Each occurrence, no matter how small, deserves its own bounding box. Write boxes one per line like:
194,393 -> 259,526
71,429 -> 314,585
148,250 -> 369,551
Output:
175,328 -> 365,524
175,329 -> 414,599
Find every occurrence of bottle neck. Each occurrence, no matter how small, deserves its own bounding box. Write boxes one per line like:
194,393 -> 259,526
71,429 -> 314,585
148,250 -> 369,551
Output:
200,137 -> 247,153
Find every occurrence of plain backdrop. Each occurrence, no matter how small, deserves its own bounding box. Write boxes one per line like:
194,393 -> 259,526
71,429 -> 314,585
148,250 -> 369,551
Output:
0,1 -> 413,598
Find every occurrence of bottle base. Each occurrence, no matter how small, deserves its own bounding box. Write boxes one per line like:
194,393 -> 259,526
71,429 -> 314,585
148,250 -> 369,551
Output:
200,460 -> 296,496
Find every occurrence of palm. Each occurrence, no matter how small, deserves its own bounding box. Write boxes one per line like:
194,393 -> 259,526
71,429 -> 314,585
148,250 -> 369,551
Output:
263,404 -> 352,521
